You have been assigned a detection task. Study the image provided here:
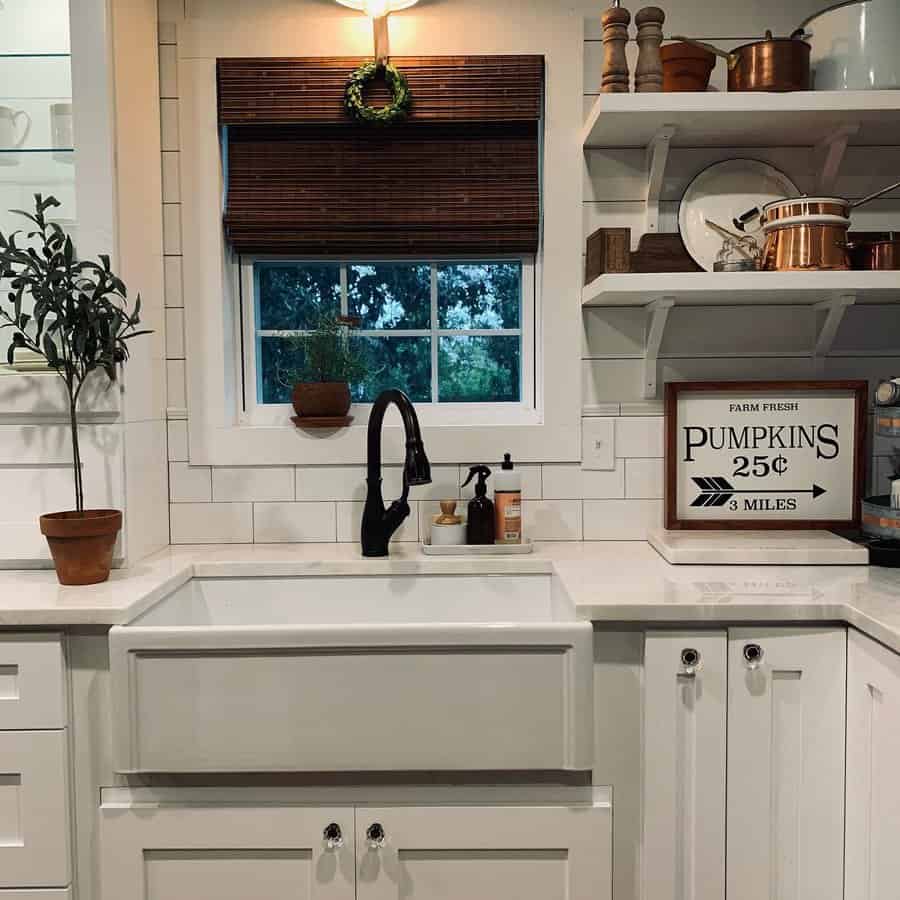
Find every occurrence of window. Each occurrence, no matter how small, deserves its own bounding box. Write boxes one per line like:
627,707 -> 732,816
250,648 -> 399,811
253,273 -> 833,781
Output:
240,258 -> 536,424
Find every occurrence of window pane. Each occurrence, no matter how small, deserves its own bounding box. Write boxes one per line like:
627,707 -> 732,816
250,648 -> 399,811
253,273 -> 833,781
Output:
348,263 -> 431,330
437,263 -> 521,330
438,335 -> 520,403
352,336 -> 431,404
258,336 -> 301,404
257,263 -> 340,331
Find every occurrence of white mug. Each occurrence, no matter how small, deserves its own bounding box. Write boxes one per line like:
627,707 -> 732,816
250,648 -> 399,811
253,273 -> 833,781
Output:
50,102 -> 73,162
0,106 -> 31,166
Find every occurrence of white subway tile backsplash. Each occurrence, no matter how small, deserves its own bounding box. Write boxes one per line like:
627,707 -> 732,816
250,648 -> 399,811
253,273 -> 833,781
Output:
523,500 -> 582,541
625,458 -> 664,500
295,466 -> 401,502
167,419 -> 188,462
583,499 -> 663,540
542,463 -> 624,500
166,359 -> 186,409
212,466 -> 294,502
163,256 -> 183,308
581,418 -> 616,470
253,502 -> 336,543
416,465 -> 462,501
158,44 -> 179,97
160,99 -> 180,150
165,307 -> 185,359
336,501 -> 418,543
615,416 -> 664,458
168,461 -> 211,503
162,204 -> 182,254
171,502 -> 252,544
161,151 -> 180,202
158,20 -> 177,44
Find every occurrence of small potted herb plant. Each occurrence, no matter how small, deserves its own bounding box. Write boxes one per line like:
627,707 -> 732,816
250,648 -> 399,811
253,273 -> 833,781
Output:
0,194 -> 149,585
280,313 -> 367,420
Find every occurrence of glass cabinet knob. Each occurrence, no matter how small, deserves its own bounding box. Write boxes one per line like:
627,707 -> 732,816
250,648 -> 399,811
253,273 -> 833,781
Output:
680,647 -> 702,677
323,822 -> 343,850
366,822 -> 386,850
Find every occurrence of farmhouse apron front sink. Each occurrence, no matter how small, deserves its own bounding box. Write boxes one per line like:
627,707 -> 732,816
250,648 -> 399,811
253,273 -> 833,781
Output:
109,574 -> 593,773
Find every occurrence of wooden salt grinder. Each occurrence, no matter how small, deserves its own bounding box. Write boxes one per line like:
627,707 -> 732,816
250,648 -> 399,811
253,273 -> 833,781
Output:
634,6 -> 665,92
601,1 -> 631,93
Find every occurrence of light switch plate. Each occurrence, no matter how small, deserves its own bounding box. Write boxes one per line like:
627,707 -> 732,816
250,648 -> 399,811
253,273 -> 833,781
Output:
582,418 -> 615,470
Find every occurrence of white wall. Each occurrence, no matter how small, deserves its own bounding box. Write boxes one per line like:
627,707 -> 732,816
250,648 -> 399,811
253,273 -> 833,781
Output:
159,0 -> 900,545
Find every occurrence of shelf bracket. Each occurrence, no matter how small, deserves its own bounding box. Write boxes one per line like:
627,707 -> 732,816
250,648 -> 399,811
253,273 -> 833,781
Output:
814,123 -> 859,195
813,293 -> 855,374
643,297 -> 675,399
645,125 -> 676,235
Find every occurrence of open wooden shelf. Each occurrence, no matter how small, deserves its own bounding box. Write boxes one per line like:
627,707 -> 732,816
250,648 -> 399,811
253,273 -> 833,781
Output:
582,271 -> 900,308
582,91 -> 900,149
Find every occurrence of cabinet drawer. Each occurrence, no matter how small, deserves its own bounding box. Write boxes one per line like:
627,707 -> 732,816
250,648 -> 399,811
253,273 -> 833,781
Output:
0,634 -> 66,730
0,730 -> 71,888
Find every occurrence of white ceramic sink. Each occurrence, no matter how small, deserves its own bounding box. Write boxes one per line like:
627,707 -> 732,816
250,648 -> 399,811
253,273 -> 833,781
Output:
110,574 -> 593,774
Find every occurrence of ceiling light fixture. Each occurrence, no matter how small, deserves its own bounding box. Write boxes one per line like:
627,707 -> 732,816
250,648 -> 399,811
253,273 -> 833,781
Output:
335,0 -> 419,65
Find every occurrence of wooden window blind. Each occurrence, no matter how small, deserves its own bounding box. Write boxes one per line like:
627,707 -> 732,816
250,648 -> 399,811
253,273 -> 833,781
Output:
218,56 -> 544,256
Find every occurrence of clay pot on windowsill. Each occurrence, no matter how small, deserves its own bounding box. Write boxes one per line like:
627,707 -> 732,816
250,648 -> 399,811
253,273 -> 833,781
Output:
39,509 -> 122,586
292,382 -> 352,419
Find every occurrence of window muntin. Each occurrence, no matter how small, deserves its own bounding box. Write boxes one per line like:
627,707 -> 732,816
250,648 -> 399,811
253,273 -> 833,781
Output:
247,258 -> 531,413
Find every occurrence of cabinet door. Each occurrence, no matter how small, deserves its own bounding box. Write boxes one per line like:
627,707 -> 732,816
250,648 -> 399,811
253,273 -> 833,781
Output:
727,627 -> 846,900
845,629 -> 900,900
100,805 -> 354,900
643,631 -> 727,900
355,805 -> 610,900
0,730 -> 70,888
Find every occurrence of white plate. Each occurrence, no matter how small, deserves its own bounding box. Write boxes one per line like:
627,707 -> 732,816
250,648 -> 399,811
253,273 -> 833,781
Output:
679,159 -> 800,272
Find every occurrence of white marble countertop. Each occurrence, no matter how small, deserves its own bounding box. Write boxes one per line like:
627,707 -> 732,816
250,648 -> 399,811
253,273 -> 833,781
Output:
0,542 -> 897,654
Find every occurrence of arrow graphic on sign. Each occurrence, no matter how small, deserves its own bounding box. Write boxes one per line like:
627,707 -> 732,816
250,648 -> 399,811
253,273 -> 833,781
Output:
691,477 -> 827,508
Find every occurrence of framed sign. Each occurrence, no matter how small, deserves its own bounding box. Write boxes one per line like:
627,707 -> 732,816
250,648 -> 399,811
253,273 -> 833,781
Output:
665,381 -> 867,530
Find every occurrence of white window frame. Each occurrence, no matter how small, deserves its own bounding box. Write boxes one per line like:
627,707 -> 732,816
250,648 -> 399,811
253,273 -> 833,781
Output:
239,256 -> 539,428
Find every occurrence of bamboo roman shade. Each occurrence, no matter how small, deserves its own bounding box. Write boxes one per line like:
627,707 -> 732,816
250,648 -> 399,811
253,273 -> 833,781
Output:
218,56 -> 544,256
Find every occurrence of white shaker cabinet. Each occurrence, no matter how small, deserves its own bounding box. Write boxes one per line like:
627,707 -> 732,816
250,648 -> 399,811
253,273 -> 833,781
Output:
100,805 -> 357,900
727,628 -> 846,900
845,629 -> 900,900
355,805 -> 610,900
642,632 -> 727,900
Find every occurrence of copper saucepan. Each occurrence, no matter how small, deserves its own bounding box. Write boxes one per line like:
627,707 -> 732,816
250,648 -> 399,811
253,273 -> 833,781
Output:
672,30 -> 810,92
846,234 -> 900,271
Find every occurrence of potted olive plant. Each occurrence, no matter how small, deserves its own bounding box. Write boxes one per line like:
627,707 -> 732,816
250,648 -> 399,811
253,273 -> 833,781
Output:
280,314 -> 368,420
0,195 -> 149,585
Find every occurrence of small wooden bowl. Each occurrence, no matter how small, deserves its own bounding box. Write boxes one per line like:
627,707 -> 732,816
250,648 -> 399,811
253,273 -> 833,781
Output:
661,42 -> 716,92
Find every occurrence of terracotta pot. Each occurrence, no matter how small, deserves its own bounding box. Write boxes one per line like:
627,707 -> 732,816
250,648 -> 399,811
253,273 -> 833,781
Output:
661,42 -> 716,92
39,509 -> 122,586
291,382 -> 352,418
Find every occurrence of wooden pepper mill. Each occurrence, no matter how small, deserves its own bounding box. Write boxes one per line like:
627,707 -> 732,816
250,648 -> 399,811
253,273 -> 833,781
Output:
634,6 -> 665,92
601,0 -> 631,93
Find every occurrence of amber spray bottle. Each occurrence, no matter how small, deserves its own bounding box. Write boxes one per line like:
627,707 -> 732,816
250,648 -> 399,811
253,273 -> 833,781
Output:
461,465 -> 495,545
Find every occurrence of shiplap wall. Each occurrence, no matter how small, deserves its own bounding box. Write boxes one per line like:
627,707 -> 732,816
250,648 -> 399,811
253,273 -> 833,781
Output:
160,0 -> 900,545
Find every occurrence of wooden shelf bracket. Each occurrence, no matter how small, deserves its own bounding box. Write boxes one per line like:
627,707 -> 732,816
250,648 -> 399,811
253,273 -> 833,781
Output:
645,125 -> 676,235
643,296 -> 675,398
814,123 -> 860,195
814,293 -> 856,373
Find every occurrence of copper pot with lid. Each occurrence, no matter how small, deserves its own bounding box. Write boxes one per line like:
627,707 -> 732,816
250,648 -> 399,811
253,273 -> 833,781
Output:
673,30 -> 810,92
846,234 -> 900,271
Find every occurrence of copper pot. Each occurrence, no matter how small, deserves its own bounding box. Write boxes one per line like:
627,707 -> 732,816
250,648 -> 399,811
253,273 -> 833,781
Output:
847,235 -> 900,271
673,30 -> 810,92
760,197 -> 850,271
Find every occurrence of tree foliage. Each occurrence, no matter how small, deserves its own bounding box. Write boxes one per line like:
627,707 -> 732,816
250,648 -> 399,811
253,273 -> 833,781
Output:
0,194 -> 150,511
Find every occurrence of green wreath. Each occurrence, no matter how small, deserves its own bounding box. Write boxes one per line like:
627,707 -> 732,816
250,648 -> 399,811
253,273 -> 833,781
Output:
345,62 -> 411,126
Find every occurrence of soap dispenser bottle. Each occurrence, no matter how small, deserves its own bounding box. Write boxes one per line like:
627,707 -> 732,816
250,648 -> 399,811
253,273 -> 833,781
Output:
461,465 -> 495,545
494,453 -> 522,544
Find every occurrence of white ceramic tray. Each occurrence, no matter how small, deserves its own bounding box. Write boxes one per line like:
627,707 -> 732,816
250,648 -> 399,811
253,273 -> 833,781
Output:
421,540 -> 534,556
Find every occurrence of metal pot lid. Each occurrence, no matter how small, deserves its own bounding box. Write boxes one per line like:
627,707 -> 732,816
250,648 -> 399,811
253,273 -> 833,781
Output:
800,0 -> 872,29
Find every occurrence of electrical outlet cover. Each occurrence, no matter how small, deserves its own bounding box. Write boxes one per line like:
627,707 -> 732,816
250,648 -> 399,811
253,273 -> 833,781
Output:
582,418 -> 615,470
